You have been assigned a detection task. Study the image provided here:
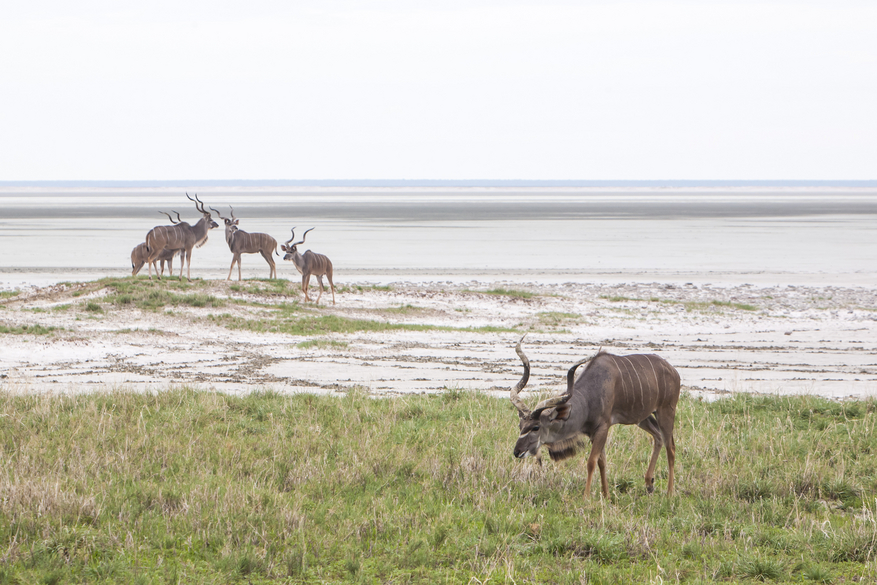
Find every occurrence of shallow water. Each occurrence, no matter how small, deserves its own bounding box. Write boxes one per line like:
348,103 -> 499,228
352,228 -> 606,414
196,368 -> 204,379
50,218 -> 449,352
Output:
1,186 -> 876,287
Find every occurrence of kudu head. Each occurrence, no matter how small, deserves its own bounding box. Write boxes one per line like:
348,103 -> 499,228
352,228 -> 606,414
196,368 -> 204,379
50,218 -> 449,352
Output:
209,205 -> 240,229
187,192 -> 219,229
510,336 -> 591,459
210,205 -> 239,245
280,227 -> 314,261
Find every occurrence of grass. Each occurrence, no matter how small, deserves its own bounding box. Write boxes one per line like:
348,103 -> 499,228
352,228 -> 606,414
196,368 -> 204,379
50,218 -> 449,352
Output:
383,304 -> 425,315
0,290 -> 19,299
0,323 -> 57,335
600,295 -> 644,303
228,279 -> 297,297
537,311 -> 581,328
685,300 -> 759,312
602,296 -> 758,313
62,277 -> 227,311
297,339 -> 349,350
337,284 -> 392,293
466,288 -> 535,299
210,312 -> 517,335
1,390 -> 876,583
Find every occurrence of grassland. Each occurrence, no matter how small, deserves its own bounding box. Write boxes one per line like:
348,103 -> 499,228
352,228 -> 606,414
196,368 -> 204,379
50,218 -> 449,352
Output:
1,390 -> 876,583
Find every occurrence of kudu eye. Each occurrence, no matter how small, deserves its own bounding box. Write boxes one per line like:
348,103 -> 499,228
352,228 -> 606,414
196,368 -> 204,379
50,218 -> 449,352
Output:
531,425 -> 539,432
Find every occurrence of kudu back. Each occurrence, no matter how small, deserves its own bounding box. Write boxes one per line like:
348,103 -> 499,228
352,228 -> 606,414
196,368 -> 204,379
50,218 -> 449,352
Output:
510,338 -> 681,497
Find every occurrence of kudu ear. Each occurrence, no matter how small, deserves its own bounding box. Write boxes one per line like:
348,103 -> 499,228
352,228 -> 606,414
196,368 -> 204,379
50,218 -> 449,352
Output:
549,403 -> 572,422
532,394 -> 571,422
539,405 -> 569,423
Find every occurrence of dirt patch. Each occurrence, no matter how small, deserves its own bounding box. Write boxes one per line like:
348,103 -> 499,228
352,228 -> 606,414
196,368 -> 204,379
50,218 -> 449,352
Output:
1,278 -> 876,399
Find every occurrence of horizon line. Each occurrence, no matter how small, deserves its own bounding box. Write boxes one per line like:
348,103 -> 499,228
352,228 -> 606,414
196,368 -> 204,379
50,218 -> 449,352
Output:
1,179 -> 876,188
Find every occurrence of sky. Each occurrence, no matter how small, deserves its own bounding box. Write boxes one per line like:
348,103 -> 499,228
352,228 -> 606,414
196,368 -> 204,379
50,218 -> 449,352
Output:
1,1 -> 875,181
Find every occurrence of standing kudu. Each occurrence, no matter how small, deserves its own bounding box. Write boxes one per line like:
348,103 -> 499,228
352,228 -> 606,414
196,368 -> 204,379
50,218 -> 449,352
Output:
132,212 -> 185,276
144,193 -> 218,281
210,206 -> 279,281
280,228 -> 335,305
510,337 -> 680,497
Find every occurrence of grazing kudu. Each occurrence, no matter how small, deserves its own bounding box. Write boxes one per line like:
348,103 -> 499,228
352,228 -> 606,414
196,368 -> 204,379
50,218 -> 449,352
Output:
510,337 -> 680,497
210,206 -> 279,281
280,228 -> 335,305
144,193 -> 218,281
131,243 -> 179,277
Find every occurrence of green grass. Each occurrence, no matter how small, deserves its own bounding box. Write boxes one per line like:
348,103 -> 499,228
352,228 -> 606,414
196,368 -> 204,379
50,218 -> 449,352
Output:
337,284 -> 392,294
383,304 -> 425,314
68,277 -> 226,311
0,323 -> 57,335
1,390 -> 876,583
537,311 -> 581,328
210,312 -> 516,335
109,290 -> 225,310
464,287 -> 535,299
600,295 -> 645,302
0,290 -> 19,299
297,339 -> 349,350
229,279 -> 297,297
685,299 -> 759,312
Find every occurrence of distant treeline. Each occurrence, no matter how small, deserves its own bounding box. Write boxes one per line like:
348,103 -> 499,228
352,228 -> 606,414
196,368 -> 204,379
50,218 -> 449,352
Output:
1,179 -> 876,188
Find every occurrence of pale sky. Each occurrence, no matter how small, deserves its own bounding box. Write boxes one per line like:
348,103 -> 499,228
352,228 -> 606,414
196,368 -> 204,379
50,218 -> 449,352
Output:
1,1 -> 875,181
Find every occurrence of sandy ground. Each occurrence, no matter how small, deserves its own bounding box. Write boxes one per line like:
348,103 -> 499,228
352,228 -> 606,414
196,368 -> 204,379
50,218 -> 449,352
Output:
1,274 -> 876,401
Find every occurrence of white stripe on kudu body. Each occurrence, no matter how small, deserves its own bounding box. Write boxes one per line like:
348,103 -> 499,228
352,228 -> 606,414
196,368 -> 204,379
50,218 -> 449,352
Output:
144,194 -> 218,281
510,340 -> 681,498
645,355 -> 661,400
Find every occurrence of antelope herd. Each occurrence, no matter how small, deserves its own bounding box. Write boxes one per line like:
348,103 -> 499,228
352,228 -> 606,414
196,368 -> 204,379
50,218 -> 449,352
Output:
131,193 -> 684,498
130,193 -> 334,303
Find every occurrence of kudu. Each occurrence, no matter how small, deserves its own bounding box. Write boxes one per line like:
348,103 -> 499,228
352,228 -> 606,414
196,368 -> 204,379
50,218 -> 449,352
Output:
144,193 -> 218,281
132,212 -> 184,276
210,206 -> 279,281
510,337 -> 680,497
280,228 -> 335,305
131,244 -> 179,277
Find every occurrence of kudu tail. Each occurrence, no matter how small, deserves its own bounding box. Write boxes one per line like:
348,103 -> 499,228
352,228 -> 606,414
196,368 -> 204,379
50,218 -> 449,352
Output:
145,231 -> 154,255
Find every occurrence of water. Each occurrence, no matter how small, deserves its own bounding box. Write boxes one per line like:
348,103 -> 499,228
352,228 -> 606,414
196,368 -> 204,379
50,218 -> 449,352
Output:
1,186 -> 876,287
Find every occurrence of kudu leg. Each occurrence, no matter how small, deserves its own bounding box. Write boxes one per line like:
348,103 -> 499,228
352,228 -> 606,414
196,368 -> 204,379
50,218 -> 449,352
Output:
597,448 -> 609,498
637,415 -> 664,494
259,250 -> 275,279
315,275 -> 325,304
656,408 -> 677,495
301,274 -> 311,302
327,273 -> 336,305
584,426 -> 610,498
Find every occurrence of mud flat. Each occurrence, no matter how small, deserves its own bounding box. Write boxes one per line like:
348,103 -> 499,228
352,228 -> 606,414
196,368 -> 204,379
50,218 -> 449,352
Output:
1,275 -> 876,400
